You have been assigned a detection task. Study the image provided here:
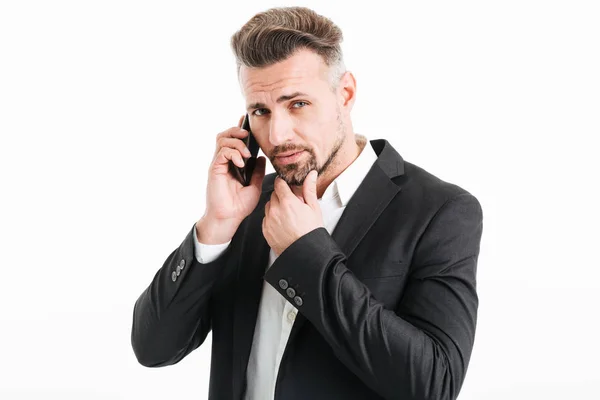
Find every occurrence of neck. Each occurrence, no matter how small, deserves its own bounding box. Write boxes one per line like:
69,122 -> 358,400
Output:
314,134 -> 364,199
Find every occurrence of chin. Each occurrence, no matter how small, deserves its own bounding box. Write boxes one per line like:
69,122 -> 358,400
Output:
276,162 -> 313,186
277,170 -> 308,186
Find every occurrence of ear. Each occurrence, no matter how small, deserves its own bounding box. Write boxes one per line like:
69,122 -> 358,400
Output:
339,71 -> 357,112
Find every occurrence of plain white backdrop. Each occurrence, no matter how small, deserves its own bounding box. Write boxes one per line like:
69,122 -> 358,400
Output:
1,1 -> 598,399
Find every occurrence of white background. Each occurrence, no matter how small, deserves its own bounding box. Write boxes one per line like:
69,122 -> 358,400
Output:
1,1 -> 598,399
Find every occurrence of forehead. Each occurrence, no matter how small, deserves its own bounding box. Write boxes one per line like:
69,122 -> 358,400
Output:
240,49 -> 329,99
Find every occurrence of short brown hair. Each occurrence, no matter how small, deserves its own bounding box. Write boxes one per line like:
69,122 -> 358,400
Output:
230,6 -> 345,85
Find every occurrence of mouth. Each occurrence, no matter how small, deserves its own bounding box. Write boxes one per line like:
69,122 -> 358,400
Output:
275,150 -> 305,165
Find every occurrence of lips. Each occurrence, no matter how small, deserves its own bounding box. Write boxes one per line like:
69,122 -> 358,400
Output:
276,151 -> 303,158
275,150 -> 305,165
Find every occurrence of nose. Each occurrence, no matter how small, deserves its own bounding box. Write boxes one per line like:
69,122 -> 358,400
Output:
268,113 -> 294,147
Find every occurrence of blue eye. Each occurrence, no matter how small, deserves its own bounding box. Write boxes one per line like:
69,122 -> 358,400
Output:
292,101 -> 308,108
253,108 -> 269,116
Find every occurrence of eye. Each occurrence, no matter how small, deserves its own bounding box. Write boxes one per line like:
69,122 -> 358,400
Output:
252,108 -> 269,116
292,101 -> 308,108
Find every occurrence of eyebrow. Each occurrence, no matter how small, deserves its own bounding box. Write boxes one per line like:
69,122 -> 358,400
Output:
247,92 -> 309,111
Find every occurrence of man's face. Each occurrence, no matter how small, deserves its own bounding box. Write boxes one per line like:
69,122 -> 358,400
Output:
240,49 -> 346,186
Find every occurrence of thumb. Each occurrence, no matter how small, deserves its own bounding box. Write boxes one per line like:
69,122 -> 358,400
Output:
303,170 -> 318,207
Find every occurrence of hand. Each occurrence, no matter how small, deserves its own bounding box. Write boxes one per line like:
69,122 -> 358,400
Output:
200,116 -> 267,242
262,170 -> 324,256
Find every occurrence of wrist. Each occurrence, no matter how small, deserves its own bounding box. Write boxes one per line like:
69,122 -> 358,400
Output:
196,215 -> 239,245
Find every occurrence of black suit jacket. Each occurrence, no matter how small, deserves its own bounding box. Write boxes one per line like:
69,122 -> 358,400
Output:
131,139 -> 484,400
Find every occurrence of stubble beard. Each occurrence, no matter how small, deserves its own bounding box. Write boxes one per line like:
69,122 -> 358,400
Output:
273,111 -> 346,186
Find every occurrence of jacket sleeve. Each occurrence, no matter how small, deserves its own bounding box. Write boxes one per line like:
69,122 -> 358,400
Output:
131,221 -> 239,367
263,193 -> 483,400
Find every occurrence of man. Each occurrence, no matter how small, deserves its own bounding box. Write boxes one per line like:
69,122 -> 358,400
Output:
131,6 -> 483,400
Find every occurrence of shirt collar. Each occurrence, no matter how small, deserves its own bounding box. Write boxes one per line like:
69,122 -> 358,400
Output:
320,134 -> 378,207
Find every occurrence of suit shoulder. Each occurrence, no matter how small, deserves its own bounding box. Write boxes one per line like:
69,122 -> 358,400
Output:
395,160 -> 481,211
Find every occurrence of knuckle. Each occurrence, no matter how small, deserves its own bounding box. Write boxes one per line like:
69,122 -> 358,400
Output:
217,147 -> 233,162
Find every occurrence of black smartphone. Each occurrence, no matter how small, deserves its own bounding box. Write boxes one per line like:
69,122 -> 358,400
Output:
229,114 -> 259,186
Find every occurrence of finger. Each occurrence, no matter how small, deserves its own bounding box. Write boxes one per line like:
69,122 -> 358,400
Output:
216,137 -> 252,159
302,170 -> 319,209
265,199 -> 270,216
270,191 -> 284,220
274,176 -> 292,200
238,115 -> 245,128
270,189 -> 280,209
214,147 -> 245,168
216,126 -> 249,141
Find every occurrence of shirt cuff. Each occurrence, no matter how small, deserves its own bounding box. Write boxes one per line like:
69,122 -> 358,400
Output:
193,224 -> 231,264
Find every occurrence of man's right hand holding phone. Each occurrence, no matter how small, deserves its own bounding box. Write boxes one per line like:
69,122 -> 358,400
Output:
195,116 -> 266,244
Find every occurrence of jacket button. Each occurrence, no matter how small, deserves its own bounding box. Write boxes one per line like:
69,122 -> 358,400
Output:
293,296 -> 303,307
286,287 -> 296,298
171,271 -> 177,282
287,310 -> 297,322
176,265 -> 181,276
179,259 -> 186,269
278,279 -> 288,290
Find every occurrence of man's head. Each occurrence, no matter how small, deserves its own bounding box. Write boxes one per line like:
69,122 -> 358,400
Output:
231,7 -> 358,188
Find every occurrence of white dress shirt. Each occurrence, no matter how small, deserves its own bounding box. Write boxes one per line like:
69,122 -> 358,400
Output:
193,135 -> 377,400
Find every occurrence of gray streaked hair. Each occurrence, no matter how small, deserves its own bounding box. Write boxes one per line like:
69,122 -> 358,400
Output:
231,6 -> 346,89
